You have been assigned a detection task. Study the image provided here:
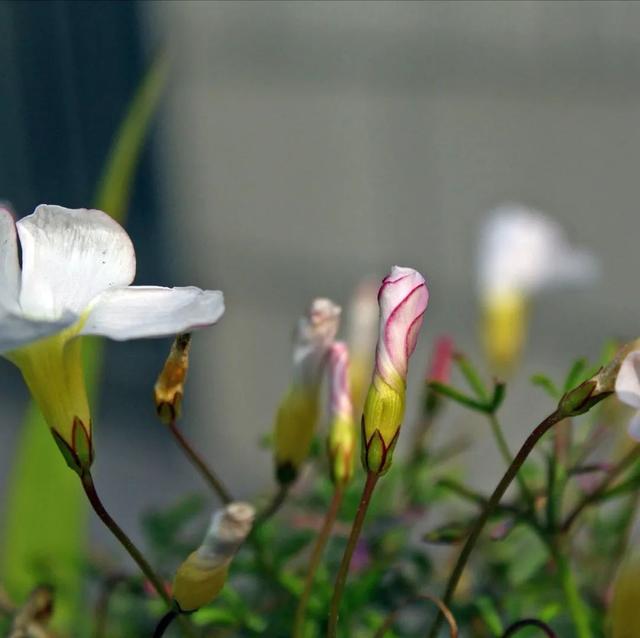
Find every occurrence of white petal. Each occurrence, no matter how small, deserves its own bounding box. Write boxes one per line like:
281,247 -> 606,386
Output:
80,286 -> 225,340
17,205 -> 135,319
0,311 -> 77,354
0,207 -> 20,312
477,203 -> 598,296
616,351 -> 640,409
628,411 -> 640,441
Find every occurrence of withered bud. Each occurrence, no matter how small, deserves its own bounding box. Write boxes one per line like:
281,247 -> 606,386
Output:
154,333 -> 191,424
10,586 -> 54,638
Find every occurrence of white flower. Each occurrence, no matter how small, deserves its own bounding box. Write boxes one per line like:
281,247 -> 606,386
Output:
477,203 -> 598,370
477,203 -> 598,298
0,204 -> 224,468
615,351 -> 640,440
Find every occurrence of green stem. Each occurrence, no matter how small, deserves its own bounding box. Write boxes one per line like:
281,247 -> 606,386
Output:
168,420 -> 233,504
327,472 -> 379,638
487,413 -> 535,508
554,548 -> 592,638
427,410 -> 563,638
293,485 -> 344,638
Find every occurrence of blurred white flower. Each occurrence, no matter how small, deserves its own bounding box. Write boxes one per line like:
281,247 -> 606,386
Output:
478,203 -> 599,298
615,350 -> 640,440
477,203 -> 599,371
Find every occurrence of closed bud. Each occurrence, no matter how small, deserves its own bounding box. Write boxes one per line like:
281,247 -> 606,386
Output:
362,266 -> 428,475
274,298 -> 341,484
481,290 -> 526,373
154,333 -> 191,424
326,342 -> 355,485
173,502 -> 254,612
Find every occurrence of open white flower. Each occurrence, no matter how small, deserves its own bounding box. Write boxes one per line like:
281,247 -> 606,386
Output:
615,351 -> 640,440
0,204 -> 224,470
477,203 -> 598,370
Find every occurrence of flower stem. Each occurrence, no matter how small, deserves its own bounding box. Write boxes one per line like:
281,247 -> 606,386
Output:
293,485 -> 344,638
153,610 -> 179,638
427,409 -> 563,638
168,420 -> 233,504
487,413 -> 535,508
79,471 -> 171,607
327,472 -> 379,638
254,484 -> 290,528
554,546 -> 592,638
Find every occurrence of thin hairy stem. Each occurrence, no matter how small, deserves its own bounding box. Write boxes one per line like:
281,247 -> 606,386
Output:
427,410 -> 563,638
327,472 -> 379,638
488,413 -> 535,509
293,485 -> 344,638
168,420 -> 233,504
80,471 -> 171,607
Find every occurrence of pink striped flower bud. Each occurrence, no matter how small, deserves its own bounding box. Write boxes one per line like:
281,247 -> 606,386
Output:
326,341 -> 356,485
362,266 -> 429,474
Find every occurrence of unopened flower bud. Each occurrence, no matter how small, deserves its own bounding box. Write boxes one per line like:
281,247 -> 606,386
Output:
362,266 -> 429,475
326,342 -> 355,485
274,298 -> 341,484
610,552 -> 640,638
173,502 -> 254,612
154,333 -> 191,424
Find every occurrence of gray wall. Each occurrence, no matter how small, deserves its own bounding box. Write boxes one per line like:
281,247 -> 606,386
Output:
143,1 -> 640,497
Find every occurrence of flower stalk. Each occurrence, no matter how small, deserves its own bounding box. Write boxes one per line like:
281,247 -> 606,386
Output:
293,485 -> 344,638
327,472 -> 378,638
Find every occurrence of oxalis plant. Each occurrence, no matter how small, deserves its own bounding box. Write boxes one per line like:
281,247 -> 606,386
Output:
1,205 -> 640,638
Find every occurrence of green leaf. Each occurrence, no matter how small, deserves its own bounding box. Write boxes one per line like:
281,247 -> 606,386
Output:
530,374 -> 560,400
0,54 -> 168,629
475,596 -> 504,635
563,358 -> 589,393
428,381 -> 492,414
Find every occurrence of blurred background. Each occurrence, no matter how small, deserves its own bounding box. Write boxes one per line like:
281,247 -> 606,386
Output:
2,0 -> 640,555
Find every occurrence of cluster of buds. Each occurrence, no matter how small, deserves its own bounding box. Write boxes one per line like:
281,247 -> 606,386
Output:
172,502 -> 255,612
273,299 -> 341,485
361,266 -> 429,475
326,342 -> 356,486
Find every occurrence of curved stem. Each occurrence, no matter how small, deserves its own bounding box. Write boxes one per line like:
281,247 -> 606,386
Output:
488,413 -> 535,509
293,486 -> 344,638
427,410 -> 563,638
153,610 -> 179,638
254,484 -> 289,528
327,472 -> 379,638
80,471 -> 171,608
168,420 -> 233,504
502,618 -> 557,637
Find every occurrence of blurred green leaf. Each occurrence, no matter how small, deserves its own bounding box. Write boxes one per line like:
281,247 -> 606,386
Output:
475,595 -> 504,635
0,53 -> 168,628
531,374 -> 560,400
